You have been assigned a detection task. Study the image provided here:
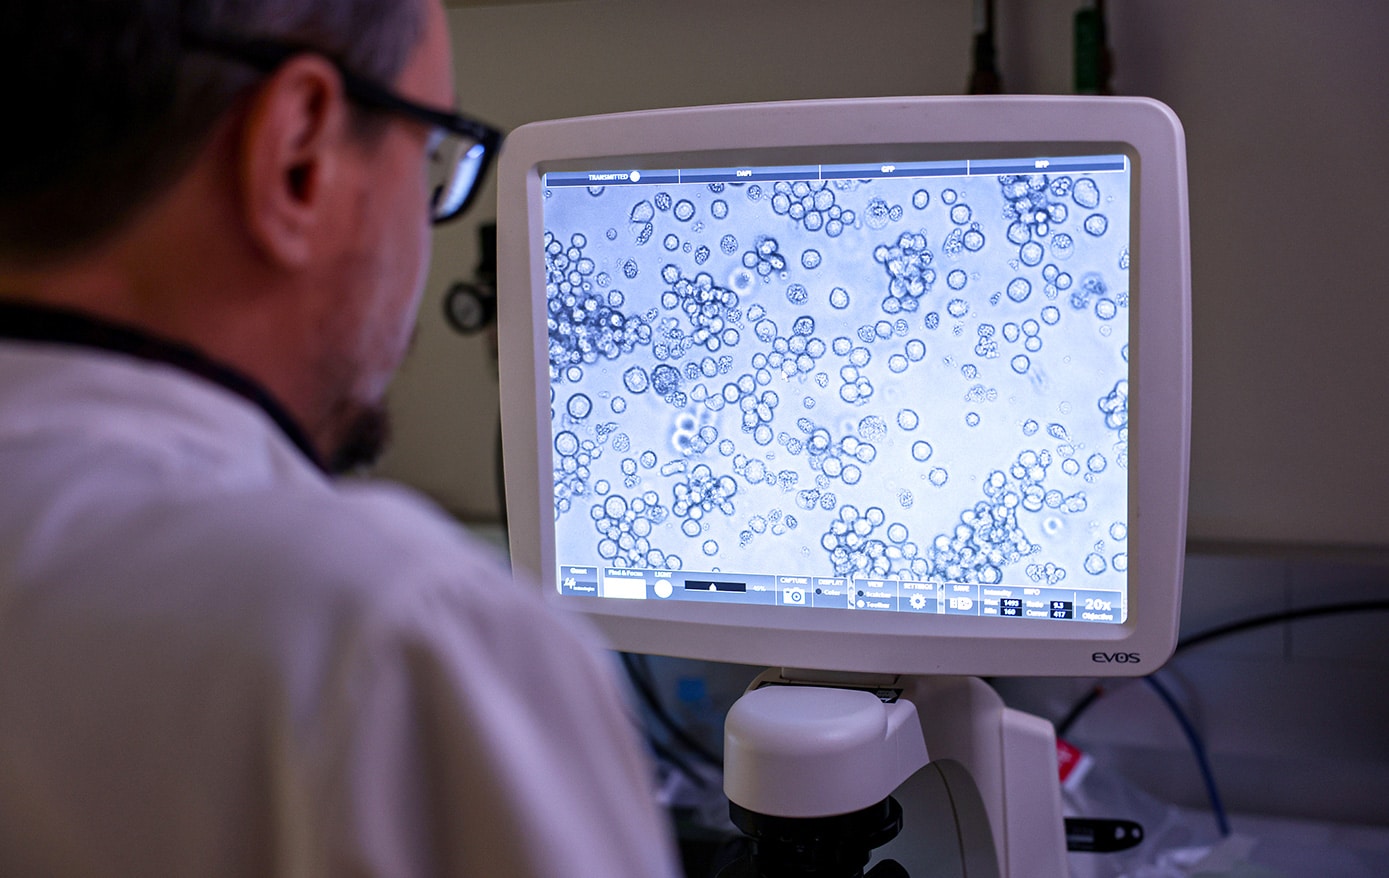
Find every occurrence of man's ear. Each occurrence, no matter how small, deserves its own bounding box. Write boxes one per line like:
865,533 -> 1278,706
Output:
236,55 -> 352,268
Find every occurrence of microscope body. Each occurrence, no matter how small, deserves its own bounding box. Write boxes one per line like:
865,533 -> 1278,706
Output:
721,670 -> 1068,878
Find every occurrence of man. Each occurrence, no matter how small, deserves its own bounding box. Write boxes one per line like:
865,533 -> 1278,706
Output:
0,1 -> 681,875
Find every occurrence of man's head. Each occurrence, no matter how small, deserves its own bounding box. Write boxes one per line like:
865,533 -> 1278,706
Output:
0,0 -> 424,264
0,0 -> 497,473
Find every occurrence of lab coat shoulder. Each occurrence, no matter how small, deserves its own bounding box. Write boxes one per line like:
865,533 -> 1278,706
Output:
141,480 -> 683,877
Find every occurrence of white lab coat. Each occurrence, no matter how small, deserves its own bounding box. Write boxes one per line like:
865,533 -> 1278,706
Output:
0,341 -> 682,877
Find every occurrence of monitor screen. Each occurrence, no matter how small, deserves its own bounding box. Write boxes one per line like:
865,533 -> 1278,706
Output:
497,97 -> 1189,677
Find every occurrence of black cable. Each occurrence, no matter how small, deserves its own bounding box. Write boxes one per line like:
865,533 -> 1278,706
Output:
1055,683 -> 1106,739
1058,599 -> 1389,737
1177,599 -> 1389,654
1055,600 -> 1389,835
621,652 -> 725,770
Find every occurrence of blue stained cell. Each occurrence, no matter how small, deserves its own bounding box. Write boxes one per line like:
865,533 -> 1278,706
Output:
622,365 -> 649,393
567,393 -> 592,419
924,312 -> 940,330
711,199 -> 729,219
947,298 -> 968,318
555,431 -> 579,456
1072,178 -> 1101,209
1052,234 -> 1074,259
622,258 -> 639,279
1084,213 -> 1109,236
786,284 -> 809,305
1022,419 -> 1039,436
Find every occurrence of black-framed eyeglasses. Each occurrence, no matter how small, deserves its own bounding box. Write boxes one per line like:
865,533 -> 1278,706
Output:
182,32 -> 503,225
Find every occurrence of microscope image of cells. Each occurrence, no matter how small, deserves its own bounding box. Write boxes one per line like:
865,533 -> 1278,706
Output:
539,152 -> 1130,588
658,267 -> 741,353
873,231 -> 936,314
544,231 -> 653,382
742,235 -> 788,279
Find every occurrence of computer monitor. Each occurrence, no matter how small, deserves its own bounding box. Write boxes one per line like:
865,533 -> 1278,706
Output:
496,96 -> 1189,678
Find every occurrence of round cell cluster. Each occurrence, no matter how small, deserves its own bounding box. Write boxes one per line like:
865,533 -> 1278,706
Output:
998,174 -> 1058,241
973,322 -> 999,359
657,266 -> 742,354
671,464 -> 739,539
741,235 -> 789,280
553,431 -> 602,518
1098,379 -> 1129,431
735,383 -> 781,446
545,231 -> 652,381
797,419 -> 876,487
590,491 -> 679,569
863,197 -> 904,230
910,448 -> 1059,584
873,231 -> 936,315
749,314 -> 828,382
768,179 -> 856,237
819,504 -> 901,577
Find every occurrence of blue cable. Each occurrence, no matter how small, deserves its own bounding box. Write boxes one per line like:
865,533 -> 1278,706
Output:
1143,674 -> 1231,837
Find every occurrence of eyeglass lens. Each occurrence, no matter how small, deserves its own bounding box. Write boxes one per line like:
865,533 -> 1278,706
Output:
430,135 -> 488,223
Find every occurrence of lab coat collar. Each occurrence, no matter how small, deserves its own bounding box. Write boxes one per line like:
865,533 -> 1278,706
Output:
0,298 -> 325,472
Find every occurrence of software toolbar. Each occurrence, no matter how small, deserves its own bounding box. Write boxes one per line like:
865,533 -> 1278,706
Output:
557,564 -> 1125,622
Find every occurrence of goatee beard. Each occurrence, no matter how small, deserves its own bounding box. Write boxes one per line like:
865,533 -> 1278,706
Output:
326,404 -> 392,475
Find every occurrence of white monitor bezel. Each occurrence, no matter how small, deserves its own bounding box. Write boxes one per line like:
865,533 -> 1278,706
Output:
496,95 -> 1189,677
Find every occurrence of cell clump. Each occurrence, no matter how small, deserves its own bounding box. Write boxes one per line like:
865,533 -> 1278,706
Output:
544,231 -> 652,382
873,231 -> 936,315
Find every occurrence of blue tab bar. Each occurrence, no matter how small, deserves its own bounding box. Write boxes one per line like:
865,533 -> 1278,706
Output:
970,155 -> 1126,176
545,169 -> 681,187
681,165 -> 820,183
822,161 -> 968,180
